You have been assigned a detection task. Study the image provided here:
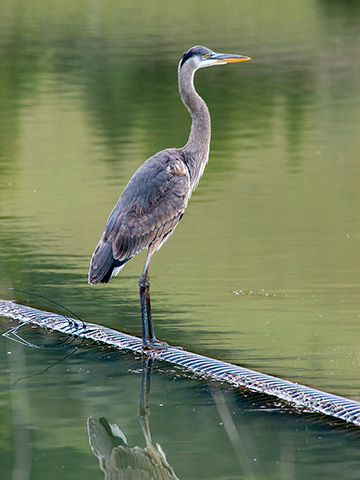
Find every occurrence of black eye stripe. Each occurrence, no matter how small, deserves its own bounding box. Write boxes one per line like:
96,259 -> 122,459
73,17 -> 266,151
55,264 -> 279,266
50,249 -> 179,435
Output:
180,49 -> 194,67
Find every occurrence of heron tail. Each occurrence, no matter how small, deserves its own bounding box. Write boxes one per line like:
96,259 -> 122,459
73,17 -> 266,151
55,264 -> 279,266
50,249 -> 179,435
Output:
88,241 -> 125,285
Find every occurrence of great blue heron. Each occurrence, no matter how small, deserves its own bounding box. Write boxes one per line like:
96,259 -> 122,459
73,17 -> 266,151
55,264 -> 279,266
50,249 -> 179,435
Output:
88,46 -> 250,349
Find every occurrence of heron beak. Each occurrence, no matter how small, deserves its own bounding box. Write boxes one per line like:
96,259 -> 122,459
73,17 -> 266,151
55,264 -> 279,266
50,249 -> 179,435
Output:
211,53 -> 251,64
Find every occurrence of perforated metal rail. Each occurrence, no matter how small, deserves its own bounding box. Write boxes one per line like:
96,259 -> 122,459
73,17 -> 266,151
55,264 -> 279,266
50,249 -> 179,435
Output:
1,299 -> 359,426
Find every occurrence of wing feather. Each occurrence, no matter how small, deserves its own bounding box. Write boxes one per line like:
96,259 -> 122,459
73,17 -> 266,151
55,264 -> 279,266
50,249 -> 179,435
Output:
96,149 -> 190,265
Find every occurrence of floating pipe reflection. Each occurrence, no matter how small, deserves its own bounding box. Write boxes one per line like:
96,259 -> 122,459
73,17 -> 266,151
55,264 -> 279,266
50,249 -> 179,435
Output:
87,357 -> 179,480
211,387 -> 260,479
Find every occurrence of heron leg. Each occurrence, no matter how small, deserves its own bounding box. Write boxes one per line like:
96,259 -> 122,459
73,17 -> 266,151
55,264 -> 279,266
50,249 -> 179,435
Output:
145,285 -> 156,343
139,247 -> 169,350
139,248 -> 158,348
139,279 -> 150,347
139,249 -> 152,347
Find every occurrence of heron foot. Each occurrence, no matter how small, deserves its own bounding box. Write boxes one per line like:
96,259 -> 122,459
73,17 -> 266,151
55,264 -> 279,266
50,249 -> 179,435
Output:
142,339 -> 185,352
142,339 -> 169,351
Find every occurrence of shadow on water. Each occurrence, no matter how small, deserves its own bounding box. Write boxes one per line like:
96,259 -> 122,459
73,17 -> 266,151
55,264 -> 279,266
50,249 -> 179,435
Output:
87,358 -> 274,479
88,357 -> 179,480
87,356 -> 266,480
1,319 -> 360,479
85,352 -> 360,480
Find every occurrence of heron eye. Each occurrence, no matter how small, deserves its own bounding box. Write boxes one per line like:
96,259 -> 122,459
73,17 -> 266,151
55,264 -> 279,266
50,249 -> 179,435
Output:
205,53 -> 210,58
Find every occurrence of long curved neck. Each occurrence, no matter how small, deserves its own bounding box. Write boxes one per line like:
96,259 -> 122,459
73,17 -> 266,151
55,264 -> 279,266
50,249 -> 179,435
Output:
178,62 -> 211,191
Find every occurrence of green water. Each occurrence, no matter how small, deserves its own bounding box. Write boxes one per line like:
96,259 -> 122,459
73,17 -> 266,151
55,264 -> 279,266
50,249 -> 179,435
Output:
1,0 -> 360,478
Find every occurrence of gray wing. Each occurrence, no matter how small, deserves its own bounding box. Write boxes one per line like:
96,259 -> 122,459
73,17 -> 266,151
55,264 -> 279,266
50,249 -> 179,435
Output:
89,149 -> 190,284
108,150 -> 190,260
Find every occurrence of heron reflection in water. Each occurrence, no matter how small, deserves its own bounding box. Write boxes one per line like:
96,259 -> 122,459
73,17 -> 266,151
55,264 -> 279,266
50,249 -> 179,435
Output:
88,46 -> 250,349
87,358 -> 179,479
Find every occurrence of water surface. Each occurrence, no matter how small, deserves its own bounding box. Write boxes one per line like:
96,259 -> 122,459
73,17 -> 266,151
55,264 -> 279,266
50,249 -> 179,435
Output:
1,0 -> 360,477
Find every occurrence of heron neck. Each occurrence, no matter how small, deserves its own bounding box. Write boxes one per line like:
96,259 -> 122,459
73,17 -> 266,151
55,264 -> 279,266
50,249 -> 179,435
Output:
178,64 -> 211,191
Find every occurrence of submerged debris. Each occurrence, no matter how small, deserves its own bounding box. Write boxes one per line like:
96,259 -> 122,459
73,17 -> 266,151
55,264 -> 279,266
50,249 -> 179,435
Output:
232,289 -> 286,298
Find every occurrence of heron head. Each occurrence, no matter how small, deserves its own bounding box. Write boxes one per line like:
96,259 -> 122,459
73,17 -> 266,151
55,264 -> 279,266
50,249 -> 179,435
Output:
180,46 -> 250,71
